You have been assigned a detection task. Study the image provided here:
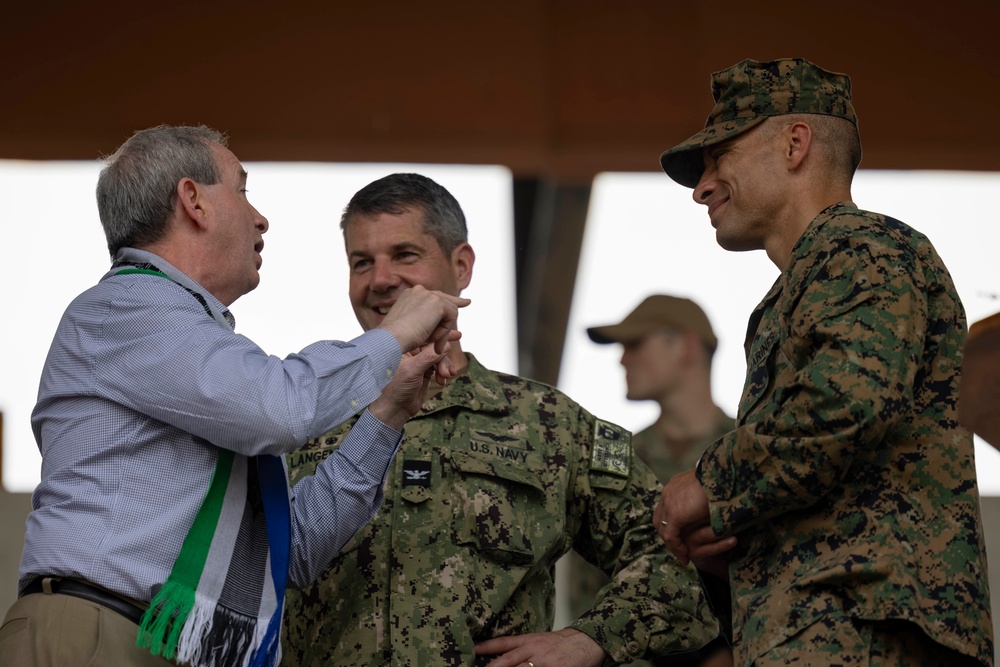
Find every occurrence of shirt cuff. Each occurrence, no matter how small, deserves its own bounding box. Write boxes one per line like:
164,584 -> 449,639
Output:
340,409 -> 404,461
349,328 -> 403,384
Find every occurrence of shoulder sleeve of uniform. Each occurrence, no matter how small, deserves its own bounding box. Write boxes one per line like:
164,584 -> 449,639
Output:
588,419 -> 632,489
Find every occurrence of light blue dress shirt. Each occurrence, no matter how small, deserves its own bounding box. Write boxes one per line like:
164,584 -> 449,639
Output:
21,248 -> 403,599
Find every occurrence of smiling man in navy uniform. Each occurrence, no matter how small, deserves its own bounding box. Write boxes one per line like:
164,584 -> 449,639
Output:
281,172 -> 721,667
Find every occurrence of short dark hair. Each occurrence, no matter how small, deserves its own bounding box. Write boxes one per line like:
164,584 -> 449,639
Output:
340,173 -> 468,253
765,114 -> 862,182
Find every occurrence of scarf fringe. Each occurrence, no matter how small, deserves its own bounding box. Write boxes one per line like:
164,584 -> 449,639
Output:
138,586 -> 280,667
136,579 -> 195,660
248,601 -> 283,667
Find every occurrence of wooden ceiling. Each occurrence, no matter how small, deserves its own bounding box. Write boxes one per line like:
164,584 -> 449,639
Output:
4,0 -> 998,392
3,0 -> 998,180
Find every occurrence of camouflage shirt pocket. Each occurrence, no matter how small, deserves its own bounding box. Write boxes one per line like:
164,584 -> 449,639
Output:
449,449 -> 550,567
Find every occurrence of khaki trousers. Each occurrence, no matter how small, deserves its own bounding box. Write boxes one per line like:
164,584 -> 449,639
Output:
0,591 -> 176,667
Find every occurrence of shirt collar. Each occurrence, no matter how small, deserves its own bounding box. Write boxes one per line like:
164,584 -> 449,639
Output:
110,247 -> 236,331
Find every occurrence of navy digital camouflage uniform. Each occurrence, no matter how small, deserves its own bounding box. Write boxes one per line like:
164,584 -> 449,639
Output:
566,411 -> 736,667
695,202 -> 993,666
281,353 -> 719,666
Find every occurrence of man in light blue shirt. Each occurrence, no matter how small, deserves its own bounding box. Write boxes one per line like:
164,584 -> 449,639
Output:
0,125 -> 468,667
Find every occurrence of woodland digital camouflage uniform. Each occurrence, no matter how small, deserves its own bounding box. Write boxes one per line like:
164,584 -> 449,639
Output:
565,411 -> 736,667
282,353 -> 720,666
696,202 -> 993,666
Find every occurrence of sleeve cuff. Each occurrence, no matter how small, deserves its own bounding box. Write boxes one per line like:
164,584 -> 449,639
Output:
571,607 -> 649,665
340,409 -> 404,464
350,328 -> 403,384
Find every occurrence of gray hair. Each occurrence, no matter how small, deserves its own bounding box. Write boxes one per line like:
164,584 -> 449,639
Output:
96,125 -> 226,258
340,173 -> 468,253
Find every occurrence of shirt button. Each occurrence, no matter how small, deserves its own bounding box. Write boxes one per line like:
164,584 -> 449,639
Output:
627,641 -> 640,655
351,400 -> 358,409
386,368 -> 393,379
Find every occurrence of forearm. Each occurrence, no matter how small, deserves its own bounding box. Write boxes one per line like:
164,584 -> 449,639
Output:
698,369 -> 902,536
126,327 -> 401,457
574,472 -> 719,661
287,410 -> 401,587
286,328 -> 403,441
571,541 -> 719,663
700,263 -> 924,535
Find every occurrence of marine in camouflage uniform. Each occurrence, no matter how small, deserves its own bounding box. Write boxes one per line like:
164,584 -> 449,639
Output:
701,202 -> 992,665
281,172 -> 720,666
655,58 -> 993,666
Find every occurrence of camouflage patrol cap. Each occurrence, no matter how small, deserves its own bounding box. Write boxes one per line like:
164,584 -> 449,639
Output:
587,295 -> 717,351
660,58 -> 858,188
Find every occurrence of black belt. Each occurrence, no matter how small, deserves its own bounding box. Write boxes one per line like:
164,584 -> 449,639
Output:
22,577 -> 146,625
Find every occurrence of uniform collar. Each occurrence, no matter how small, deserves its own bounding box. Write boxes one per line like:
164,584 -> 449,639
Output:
418,353 -> 511,418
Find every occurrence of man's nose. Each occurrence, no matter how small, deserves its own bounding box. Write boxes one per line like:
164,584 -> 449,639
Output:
254,206 -> 269,233
692,166 -> 716,205
370,260 -> 399,291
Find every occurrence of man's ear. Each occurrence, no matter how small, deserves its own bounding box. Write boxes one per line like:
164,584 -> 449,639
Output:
786,121 -> 813,171
176,177 -> 209,230
452,242 -> 475,291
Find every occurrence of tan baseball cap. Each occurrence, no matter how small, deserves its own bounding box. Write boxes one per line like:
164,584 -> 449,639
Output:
587,295 -> 717,351
659,57 -> 857,188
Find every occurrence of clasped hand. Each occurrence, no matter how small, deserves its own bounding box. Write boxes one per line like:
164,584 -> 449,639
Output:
654,470 -> 737,579
367,286 -> 470,428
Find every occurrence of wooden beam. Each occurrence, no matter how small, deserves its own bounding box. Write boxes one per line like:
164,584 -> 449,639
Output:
514,178 -> 591,384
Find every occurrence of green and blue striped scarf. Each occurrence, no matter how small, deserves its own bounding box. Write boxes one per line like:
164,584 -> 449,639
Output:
136,450 -> 289,667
